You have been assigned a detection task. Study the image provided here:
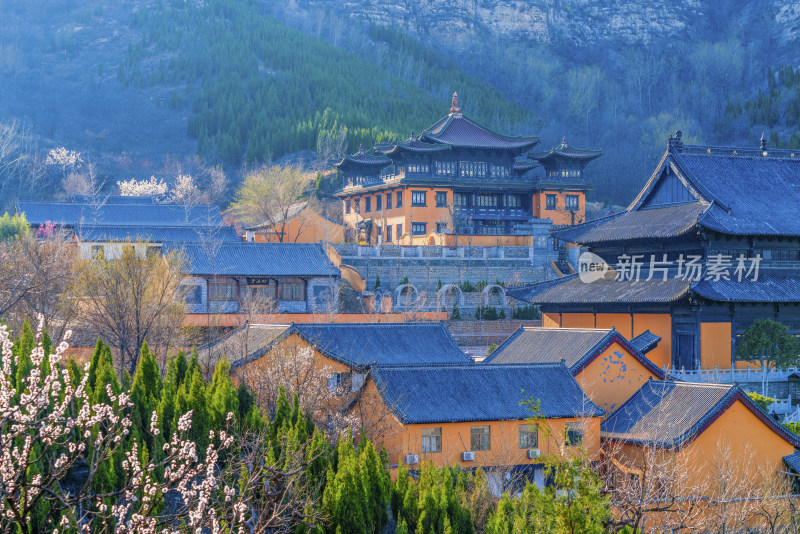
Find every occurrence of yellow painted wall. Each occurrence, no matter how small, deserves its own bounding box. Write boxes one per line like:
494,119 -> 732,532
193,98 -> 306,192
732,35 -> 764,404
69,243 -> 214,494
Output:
595,313 -> 633,339
255,207 -> 345,244
682,399 -> 796,484
357,381 -> 602,469
542,313 -> 561,328
561,313 -> 595,329
631,314 -> 672,370
700,322 -> 733,370
532,191 -> 586,225
576,341 -> 660,414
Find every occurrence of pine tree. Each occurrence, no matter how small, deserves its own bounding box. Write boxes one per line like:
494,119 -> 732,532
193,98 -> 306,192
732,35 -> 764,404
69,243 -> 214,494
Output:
131,342 -> 164,457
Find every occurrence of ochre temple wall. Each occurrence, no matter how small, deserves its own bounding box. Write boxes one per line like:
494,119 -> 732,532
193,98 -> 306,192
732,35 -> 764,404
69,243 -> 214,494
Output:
700,322 -> 733,370
576,340 -> 660,414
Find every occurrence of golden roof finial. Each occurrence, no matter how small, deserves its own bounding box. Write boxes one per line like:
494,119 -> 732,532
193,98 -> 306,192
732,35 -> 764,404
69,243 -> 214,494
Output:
450,92 -> 462,114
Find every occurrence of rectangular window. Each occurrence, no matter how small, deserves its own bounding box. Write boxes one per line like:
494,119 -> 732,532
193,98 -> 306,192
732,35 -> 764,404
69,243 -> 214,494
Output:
546,194 -> 556,210
354,199 -> 360,213
345,200 -> 351,214
386,225 -> 392,242
365,196 -> 371,212
407,162 -> 430,174
90,245 -> 104,259
454,193 -> 470,208
375,194 -> 382,211
411,190 -> 426,206
565,195 -> 579,210
507,195 -> 523,209
435,191 -> 447,207
519,424 -> 538,449
565,422 -> 584,446
489,164 -> 509,178
475,194 -> 499,207
435,161 -> 456,176
386,193 -> 392,210
396,191 -> 403,208
436,223 -> 448,234
396,224 -> 403,240
277,278 -> 305,301
412,222 -> 427,236
460,161 -> 487,178
470,425 -> 490,451
249,284 -> 275,301
421,427 -> 442,453
208,279 -> 238,301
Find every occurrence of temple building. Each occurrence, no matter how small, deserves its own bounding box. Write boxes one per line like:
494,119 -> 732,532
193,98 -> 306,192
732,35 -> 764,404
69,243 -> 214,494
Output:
333,93 -> 600,245
507,133 -> 800,372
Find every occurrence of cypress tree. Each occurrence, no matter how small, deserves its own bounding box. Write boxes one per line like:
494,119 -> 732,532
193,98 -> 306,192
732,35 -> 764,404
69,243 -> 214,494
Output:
131,342 -> 164,457
206,357 -> 239,430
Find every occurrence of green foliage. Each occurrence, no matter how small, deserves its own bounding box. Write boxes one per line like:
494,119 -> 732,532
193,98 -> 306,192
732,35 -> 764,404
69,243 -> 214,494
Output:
322,436 -> 391,534
485,458 -> 609,534
0,212 -> 30,241
392,462 -> 479,534
207,357 -> 239,430
784,421 -> 800,436
400,276 -> 410,286
736,319 -> 800,369
375,275 -> 381,289
451,303 -> 461,320
131,341 -> 164,457
120,1 -> 525,165
475,306 -> 499,321
487,343 -> 498,355
511,305 -> 540,320
746,391 -> 777,411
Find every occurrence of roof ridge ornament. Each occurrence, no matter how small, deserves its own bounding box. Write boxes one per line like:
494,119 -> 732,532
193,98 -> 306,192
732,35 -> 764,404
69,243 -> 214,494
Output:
450,91 -> 462,114
761,132 -> 768,156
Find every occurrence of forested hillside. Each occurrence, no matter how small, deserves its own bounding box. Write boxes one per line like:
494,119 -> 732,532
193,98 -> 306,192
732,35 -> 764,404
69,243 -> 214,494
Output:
119,0 -> 528,166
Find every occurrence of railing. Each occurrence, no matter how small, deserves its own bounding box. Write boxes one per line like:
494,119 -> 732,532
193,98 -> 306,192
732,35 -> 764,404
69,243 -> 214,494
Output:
666,365 -> 800,384
770,397 -> 793,415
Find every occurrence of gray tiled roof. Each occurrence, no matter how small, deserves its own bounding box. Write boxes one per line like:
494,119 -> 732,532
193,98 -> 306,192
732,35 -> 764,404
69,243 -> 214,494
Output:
200,323 -> 290,368
693,270 -> 800,303
784,451 -> 800,474
17,201 -> 224,227
370,363 -> 604,424
71,195 -> 156,204
76,225 -> 240,243
483,327 -> 665,378
509,272 -> 800,306
629,330 -> 661,355
421,113 -> 539,151
674,151 -> 800,237
289,322 -> 471,369
601,380 -> 800,448
553,203 -> 708,245
555,144 -> 800,244
506,276 -> 691,305
163,242 -> 339,277
483,327 -> 612,368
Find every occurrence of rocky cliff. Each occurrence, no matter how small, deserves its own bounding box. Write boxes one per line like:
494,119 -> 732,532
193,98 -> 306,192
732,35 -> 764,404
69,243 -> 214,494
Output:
282,0 -> 798,53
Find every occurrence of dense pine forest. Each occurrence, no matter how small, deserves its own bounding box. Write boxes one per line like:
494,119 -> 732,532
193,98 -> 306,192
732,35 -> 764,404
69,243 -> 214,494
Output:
119,0 -> 528,166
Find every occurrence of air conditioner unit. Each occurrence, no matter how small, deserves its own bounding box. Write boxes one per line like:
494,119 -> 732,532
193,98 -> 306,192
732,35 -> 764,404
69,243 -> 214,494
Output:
405,454 -> 419,465
527,448 -> 541,459
462,451 -> 476,461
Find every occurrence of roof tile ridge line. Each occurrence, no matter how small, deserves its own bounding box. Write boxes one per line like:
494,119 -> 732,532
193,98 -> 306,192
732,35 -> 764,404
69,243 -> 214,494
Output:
196,320 -> 251,350
601,378 -> 666,432
602,330 -> 666,379
629,147 -> 671,210
229,326 -> 293,372
480,325 -> 525,364
287,323 -> 360,369
552,210 -> 627,235
376,361 -> 564,370
420,113 -> 455,138
458,114 -> 539,142
436,321 -> 473,359
570,329 -> 627,375
668,152 -> 730,212
672,386 -> 748,450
